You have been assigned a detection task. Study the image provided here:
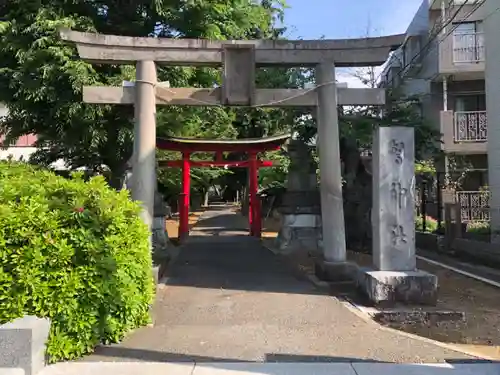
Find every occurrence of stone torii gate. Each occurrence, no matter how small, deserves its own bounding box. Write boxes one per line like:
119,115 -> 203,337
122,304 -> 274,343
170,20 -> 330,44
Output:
60,29 -> 404,278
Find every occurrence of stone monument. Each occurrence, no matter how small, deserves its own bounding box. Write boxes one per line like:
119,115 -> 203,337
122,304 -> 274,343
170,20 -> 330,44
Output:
276,139 -> 322,255
358,126 -> 438,305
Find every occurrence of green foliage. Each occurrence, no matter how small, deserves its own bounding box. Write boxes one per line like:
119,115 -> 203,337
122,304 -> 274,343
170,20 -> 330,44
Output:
415,160 -> 436,175
415,215 -> 438,233
258,150 -> 290,188
466,221 -> 490,235
0,161 -> 154,363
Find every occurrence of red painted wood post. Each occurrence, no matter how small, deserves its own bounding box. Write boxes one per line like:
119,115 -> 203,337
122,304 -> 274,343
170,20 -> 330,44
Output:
248,152 -> 260,238
179,152 -> 191,242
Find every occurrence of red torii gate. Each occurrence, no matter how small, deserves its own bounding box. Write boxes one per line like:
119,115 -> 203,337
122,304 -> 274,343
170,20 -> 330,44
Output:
156,134 -> 290,241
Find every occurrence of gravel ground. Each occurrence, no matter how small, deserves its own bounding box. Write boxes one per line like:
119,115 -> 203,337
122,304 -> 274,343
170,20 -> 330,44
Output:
83,209 -> 473,363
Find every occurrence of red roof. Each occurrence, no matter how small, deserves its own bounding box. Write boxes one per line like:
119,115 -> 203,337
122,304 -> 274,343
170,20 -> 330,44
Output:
0,134 -> 37,147
156,134 -> 290,152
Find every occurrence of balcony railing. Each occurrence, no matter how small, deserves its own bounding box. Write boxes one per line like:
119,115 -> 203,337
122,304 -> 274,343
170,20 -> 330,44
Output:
453,111 -> 487,142
453,32 -> 485,63
456,190 -> 490,222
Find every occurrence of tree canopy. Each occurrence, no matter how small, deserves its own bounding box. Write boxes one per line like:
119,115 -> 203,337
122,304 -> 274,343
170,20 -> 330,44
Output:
0,0 -> 290,191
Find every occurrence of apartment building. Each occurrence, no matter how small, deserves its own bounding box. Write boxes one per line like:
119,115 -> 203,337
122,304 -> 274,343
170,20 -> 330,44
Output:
380,0 -> 490,222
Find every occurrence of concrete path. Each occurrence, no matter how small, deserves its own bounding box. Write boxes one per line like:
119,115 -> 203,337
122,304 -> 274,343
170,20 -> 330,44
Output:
83,207 -> 476,363
38,361 -> 500,375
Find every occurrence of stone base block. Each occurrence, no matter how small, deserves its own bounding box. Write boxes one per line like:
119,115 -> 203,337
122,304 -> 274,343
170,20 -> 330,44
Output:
0,316 -> 51,375
357,268 -> 438,306
275,214 -> 321,255
315,261 -> 357,282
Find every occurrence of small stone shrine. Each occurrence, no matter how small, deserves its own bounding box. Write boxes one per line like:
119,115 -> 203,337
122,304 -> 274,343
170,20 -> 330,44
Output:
276,139 -> 322,255
357,126 -> 438,306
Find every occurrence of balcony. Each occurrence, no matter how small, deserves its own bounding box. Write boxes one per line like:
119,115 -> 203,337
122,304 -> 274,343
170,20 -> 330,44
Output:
453,32 -> 485,63
454,111 -> 487,142
440,110 -> 487,153
438,32 -> 485,76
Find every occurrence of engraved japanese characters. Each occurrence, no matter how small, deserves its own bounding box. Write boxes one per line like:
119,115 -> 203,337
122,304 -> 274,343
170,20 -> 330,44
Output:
372,127 -> 416,271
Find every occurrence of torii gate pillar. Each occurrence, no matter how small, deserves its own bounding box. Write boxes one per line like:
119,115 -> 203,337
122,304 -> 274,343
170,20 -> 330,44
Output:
316,63 -> 346,264
132,61 -> 157,239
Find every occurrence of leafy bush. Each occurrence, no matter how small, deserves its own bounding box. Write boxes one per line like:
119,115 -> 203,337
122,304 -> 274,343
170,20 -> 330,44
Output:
466,221 -> 490,235
415,215 -> 438,233
0,161 -> 154,362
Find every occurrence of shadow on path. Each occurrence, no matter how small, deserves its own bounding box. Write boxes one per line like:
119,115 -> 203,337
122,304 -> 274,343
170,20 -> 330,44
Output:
90,346 -> 391,363
88,346 -> 495,365
162,208 -> 321,295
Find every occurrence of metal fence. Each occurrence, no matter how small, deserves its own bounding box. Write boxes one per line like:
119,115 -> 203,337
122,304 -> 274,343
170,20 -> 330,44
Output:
415,174 -> 443,232
453,111 -> 488,142
455,190 -> 490,223
414,170 -> 489,232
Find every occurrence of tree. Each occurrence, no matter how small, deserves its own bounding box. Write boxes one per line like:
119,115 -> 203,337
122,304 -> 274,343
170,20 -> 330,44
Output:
0,0 -> 287,188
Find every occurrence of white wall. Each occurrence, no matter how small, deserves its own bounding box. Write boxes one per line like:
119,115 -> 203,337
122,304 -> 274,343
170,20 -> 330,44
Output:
0,103 -> 7,118
485,0 -> 500,240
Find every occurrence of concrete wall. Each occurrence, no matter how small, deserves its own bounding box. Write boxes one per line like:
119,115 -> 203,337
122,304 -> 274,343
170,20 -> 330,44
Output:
417,232 -> 500,266
485,0 -> 500,238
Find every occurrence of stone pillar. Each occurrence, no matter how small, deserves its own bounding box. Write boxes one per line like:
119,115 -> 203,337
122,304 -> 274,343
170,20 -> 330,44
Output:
248,151 -> 261,237
316,63 -> 346,262
276,139 -> 322,255
179,152 -> 191,241
315,63 -> 353,281
358,127 -> 437,306
132,61 -> 157,240
485,0 -> 500,242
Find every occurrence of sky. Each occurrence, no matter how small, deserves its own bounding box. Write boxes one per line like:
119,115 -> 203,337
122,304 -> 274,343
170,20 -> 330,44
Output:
282,0 -> 424,87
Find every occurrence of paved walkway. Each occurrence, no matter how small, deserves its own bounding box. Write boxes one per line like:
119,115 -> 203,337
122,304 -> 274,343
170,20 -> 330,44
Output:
83,208 -> 476,363
39,361 -> 500,375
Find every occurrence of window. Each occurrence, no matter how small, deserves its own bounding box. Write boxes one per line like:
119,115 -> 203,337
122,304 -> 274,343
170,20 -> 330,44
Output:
455,94 -> 486,112
454,22 -> 478,35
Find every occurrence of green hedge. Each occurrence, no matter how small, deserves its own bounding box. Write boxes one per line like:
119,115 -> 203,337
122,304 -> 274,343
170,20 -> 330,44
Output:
466,221 -> 490,235
0,162 -> 154,362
